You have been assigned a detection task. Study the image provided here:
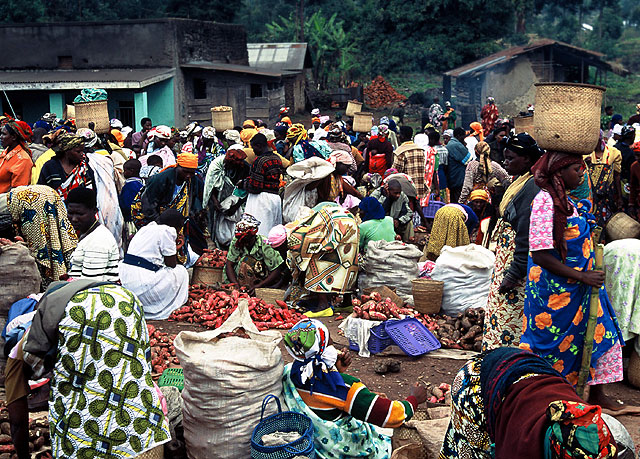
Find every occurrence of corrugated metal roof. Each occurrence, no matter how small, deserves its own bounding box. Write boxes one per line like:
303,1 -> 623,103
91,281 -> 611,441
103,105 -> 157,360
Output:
181,61 -> 282,77
445,39 -> 629,77
247,43 -> 311,72
0,68 -> 174,90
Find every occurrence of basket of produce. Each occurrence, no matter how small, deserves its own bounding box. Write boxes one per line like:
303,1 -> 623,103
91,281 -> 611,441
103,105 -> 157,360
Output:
254,288 -> 286,306
352,291 -> 416,321
74,100 -> 110,134
384,318 -> 441,357
533,82 -> 605,154
251,395 -> 315,459
411,279 -> 444,315
346,100 -> 363,117
158,367 -> 184,391
353,111 -> 373,133
211,105 -> 235,131
192,249 -> 227,286
605,212 -> 640,241
348,321 -> 394,354
514,115 -> 534,134
434,308 -> 485,351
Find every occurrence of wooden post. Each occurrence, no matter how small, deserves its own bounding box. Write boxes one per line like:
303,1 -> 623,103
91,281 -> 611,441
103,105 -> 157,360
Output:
576,243 -> 604,398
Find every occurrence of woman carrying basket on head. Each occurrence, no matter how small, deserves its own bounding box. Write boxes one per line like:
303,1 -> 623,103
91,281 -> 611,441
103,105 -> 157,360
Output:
282,319 -> 429,459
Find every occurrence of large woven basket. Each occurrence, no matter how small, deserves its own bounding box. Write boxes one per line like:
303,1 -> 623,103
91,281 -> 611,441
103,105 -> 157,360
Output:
191,266 -> 223,286
605,212 -> 640,241
628,349 -> 640,389
353,111 -> 373,133
136,445 -> 164,459
255,288 -> 286,306
411,279 -> 443,315
533,83 -> 605,154
514,115 -> 534,134
211,106 -> 234,131
74,100 -> 110,134
346,100 -> 363,117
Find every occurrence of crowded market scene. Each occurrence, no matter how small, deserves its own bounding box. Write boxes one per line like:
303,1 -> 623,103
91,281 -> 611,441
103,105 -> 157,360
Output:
2,57 -> 640,459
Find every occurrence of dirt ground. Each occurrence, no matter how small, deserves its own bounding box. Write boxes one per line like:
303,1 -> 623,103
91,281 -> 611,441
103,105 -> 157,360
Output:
150,316 -> 640,454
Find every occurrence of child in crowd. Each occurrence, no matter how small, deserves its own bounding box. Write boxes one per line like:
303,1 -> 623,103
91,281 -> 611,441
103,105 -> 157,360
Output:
140,154 -> 163,180
119,159 -> 143,222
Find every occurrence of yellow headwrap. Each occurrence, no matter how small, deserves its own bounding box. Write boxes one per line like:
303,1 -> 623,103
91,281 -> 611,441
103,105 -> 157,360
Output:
240,128 -> 258,145
475,141 -> 492,181
469,189 -> 491,203
243,119 -> 256,128
177,152 -> 198,169
286,123 -> 308,145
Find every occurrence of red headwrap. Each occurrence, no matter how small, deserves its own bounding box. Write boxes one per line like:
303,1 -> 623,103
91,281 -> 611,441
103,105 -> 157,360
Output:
4,120 -> 32,155
531,151 -> 585,261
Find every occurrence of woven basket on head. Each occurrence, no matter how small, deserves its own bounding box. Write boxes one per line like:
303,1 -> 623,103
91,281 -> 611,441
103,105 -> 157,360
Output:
605,212 -> 640,241
74,100 -> 110,134
411,279 -> 443,315
346,100 -> 363,117
211,106 -> 234,131
514,115 -> 534,134
533,83 -> 605,154
353,111 -> 373,133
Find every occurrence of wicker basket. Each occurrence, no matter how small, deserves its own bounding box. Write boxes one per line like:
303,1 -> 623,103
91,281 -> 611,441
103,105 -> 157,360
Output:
74,100 -> 110,134
514,115 -> 534,134
605,212 -> 640,241
411,279 -> 443,315
64,104 -> 75,120
628,349 -> 640,389
346,100 -> 363,117
353,111 -> 373,133
254,288 -> 286,306
211,106 -> 234,131
533,82 -> 605,154
191,266 -> 223,286
136,445 -> 164,459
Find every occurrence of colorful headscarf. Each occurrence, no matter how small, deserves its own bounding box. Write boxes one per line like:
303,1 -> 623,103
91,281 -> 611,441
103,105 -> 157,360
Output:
243,120 -> 256,129
311,117 -> 321,123
281,116 -> 292,126
46,130 -> 84,155
287,124 -> 308,144
378,124 -> 389,137
110,118 -> 123,129
311,108 -> 320,116
153,125 -> 172,140
328,150 -> 353,167
176,152 -> 198,169
4,120 -> 32,153
234,213 -> 260,243
76,128 -> 99,148
224,144 -> 247,164
181,142 -> 194,155
379,116 -> 390,126
469,189 -> 491,203
359,196 -> 386,221
531,152 -> 585,261
383,168 -> 398,179
475,141 -> 492,182
283,319 -> 344,395
224,129 -> 242,145
545,400 -> 617,459
267,224 -> 287,248
470,122 -> 485,141
240,127 -> 258,145
631,141 -> 640,153
202,126 -> 216,139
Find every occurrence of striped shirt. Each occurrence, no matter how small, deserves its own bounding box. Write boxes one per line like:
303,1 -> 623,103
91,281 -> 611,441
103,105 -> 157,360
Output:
295,372 -> 417,428
68,224 -> 120,282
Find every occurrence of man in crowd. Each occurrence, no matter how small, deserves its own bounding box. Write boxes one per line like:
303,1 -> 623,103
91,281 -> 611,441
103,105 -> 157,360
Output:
446,127 -> 472,204
481,96 -> 499,137
371,179 -> 414,241
393,126 -> 427,204
131,117 -> 152,156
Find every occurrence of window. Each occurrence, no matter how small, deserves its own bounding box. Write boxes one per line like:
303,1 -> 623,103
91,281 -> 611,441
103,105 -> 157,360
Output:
193,78 -> 207,99
58,56 -> 73,69
250,84 -> 263,98
116,101 -> 135,129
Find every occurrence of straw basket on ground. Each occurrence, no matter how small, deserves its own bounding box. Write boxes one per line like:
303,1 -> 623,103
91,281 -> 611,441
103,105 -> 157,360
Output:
353,111 -> 373,133
606,212 -> 640,241
211,106 -> 234,131
533,82 -> 605,154
74,100 -> 110,134
136,445 -> 164,459
346,100 -> 363,117
514,115 -> 534,134
254,288 -> 286,305
411,279 -> 444,314
191,266 -> 223,286
628,350 -> 640,389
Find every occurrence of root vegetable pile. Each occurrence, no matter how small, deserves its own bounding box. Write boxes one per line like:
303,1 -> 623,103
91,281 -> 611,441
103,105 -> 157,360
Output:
352,292 -> 416,320
432,309 -> 485,351
427,383 -> 451,404
147,324 -> 179,375
0,407 -> 50,458
169,285 -> 305,331
364,76 -> 407,108
195,248 -> 227,268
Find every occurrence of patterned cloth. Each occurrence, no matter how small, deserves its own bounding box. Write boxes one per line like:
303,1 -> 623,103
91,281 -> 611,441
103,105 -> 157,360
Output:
425,205 -> 470,259
603,239 -> 640,342
282,365 -> 393,459
392,142 -> 427,202
223,234 -> 283,284
529,190 -> 579,251
49,284 -> 171,458
480,103 -> 499,137
245,153 -> 283,194
8,185 -> 77,282
482,219 -> 526,351
587,149 -> 619,228
287,204 -> 359,294
521,199 -> 624,386
459,160 -> 511,204
429,103 -> 444,130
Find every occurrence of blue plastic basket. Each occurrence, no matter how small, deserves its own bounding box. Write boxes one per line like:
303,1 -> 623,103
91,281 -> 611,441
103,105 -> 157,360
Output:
250,395 -> 315,459
348,322 -> 393,354
422,197 -> 445,219
384,318 -> 441,356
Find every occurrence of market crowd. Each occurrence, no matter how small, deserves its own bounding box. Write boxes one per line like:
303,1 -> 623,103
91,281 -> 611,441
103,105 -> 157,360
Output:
1,95 -> 640,458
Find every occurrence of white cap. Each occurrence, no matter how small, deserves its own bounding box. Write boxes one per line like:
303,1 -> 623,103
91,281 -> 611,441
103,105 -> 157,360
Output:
612,124 -> 623,136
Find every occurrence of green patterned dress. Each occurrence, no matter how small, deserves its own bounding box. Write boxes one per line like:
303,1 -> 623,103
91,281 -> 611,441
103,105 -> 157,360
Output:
49,284 -> 171,458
